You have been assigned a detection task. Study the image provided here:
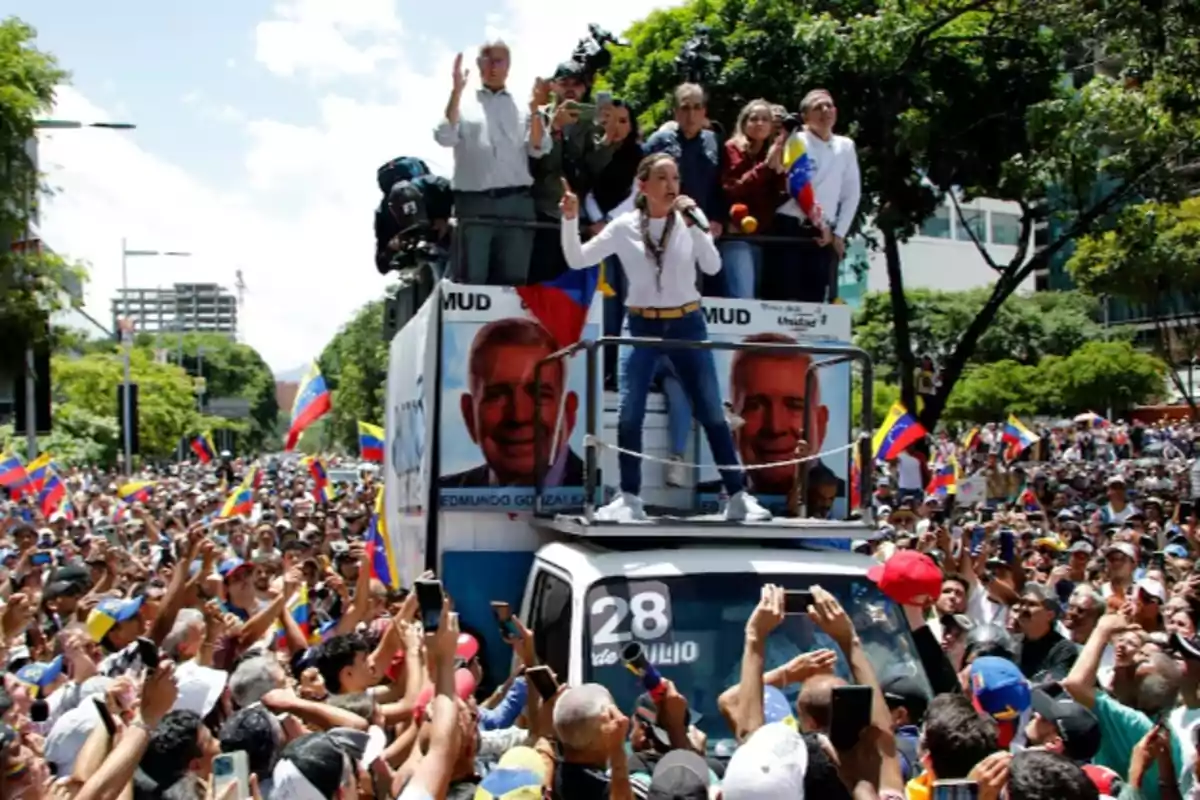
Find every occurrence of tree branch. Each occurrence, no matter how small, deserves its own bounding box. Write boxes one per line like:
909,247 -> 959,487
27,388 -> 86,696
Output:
1006,200 -> 1035,272
948,192 -> 1002,272
899,0 -> 1000,72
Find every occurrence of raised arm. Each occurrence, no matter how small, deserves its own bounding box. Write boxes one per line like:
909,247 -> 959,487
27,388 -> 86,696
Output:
560,179 -> 620,268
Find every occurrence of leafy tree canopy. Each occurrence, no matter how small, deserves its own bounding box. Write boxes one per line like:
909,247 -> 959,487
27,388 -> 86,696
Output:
854,288 -> 1105,381
1067,197 -> 1200,410
943,340 -> 1164,422
52,351 -> 203,461
318,298 -> 388,454
0,18 -> 83,359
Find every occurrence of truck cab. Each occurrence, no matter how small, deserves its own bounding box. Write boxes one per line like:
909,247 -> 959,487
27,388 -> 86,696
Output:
519,540 -> 930,749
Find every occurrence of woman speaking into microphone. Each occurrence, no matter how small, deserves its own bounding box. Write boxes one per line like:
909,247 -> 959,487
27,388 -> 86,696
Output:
560,152 -> 772,523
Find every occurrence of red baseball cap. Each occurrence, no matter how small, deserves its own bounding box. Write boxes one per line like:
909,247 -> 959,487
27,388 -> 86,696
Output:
866,550 -> 943,606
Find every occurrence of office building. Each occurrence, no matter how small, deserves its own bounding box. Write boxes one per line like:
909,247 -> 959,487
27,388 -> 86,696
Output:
111,283 -> 238,339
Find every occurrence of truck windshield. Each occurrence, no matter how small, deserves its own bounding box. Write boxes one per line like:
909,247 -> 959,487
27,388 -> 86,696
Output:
582,572 -> 929,748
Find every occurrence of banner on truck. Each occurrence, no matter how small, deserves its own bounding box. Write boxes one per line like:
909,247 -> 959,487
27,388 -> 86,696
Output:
688,299 -> 853,518
437,281 -> 602,512
385,287 -> 439,586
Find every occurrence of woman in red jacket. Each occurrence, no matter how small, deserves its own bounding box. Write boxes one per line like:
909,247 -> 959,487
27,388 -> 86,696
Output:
719,98 -> 786,298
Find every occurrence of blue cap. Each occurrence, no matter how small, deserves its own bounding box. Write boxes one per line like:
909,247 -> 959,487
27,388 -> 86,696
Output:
218,558 -> 251,578
0,549 -> 15,563
763,685 -> 796,727
969,656 -> 1030,721
1165,543 -> 1189,559
15,655 -> 64,696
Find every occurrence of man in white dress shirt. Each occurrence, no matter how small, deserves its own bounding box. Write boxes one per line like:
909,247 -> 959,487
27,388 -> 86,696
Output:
765,89 -> 862,303
434,41 -> 552,286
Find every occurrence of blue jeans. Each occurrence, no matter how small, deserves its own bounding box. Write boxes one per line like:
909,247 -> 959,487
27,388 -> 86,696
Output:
602,258 -> 627,388
719,239 -> 762,299
656,359 -> 693,455
620,310 -> 743,495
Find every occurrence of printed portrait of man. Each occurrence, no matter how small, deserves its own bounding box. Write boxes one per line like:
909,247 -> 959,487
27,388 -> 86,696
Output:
699,331 -> 844,514
439,316 -> 584,488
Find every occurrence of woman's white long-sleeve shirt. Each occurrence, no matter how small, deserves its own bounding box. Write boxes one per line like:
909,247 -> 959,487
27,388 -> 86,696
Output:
561,211 -> 721,309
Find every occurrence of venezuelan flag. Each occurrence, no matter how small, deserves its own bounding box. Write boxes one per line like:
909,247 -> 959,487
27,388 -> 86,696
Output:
961,426 -> 980,451
275,583 -> 318,646
366,487 -> 399,589
37,471 -> 66,517
0,452 -> 30,498
358,422 -> 385,463
516,259 -> 599,349
220,470 -> 255,518
117,480 -> 156,503
285,362 -> 332,451
25,454 -> 52,495
308,457 -> 330,503
782,127 -> 821,225
926,459 -> 959,497
191,432 -> 216,464
1001,414 -> 1039,457
871,403 -> 928,461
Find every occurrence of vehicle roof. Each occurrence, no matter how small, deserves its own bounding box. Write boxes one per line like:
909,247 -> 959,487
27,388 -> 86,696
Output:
535,540 -> 875,586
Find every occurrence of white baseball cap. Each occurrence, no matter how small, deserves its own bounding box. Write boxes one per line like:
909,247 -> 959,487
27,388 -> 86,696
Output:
721,722 -> 808,799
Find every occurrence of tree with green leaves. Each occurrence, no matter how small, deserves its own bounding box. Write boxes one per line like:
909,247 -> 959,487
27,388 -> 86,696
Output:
603,0 -> 1200,429
318,299 -> 388,454
943,341 -> 1164,422
51,351 -> 208,461
854,288 -> 1105,382
0,18 -> 85,365
1067,197 -> 1200,415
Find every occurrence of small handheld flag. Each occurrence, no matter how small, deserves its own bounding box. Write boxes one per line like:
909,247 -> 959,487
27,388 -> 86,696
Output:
0,452 -> 30,498
191,433 -> 216,464
285,362 -> 332,451
358,422 -> 385,463
117,480 -> 156,504
366,487 -> 399,590
1001,414 -> 1039,459
871,403 -> 928,461
781,126 -> 823,226
25,454 -> 52,495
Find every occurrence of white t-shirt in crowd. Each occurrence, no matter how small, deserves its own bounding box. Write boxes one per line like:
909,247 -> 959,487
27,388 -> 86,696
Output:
897,452 -> 924,491
561,212 -> 720,309
1169,705 -> 1200,795
968,582 -> 1009,628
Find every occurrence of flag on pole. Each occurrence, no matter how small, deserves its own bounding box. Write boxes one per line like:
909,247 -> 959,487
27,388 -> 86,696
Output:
285,362 -> 332,451
871,403 -> 928,461
358,422 -> 385,463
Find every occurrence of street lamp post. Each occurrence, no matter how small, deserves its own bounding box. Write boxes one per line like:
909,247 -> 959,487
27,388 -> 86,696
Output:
120,242 -> 191,474
24,119 -> 136,460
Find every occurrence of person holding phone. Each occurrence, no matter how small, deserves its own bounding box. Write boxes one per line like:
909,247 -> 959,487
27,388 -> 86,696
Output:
560,153 -> 771,523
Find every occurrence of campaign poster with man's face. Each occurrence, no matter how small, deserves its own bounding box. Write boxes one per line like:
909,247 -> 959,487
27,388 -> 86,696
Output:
438,283 -> 602,512
696,300 -> 853,518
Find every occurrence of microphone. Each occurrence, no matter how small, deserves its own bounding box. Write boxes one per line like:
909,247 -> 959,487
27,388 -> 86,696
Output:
678,203 -> 709,230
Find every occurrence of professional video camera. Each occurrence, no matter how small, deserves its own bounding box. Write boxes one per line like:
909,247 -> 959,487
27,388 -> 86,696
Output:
674,24 -> 722,85
565,23 -> 628,82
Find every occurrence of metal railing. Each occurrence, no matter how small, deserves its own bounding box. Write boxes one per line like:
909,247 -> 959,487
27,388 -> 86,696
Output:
531,336 -> 875,523
448,216 -> 838,295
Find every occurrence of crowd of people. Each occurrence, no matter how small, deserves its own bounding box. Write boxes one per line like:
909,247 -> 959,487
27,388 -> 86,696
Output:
1,415 -> 1198,799
7,31 -> 1199,800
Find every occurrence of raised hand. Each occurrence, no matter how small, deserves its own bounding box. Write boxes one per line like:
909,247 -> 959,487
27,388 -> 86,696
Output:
451,53 -> 469,94
559,177 -> 579,220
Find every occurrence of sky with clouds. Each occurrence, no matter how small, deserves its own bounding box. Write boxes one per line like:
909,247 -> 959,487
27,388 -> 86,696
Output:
19,0 -> 679,374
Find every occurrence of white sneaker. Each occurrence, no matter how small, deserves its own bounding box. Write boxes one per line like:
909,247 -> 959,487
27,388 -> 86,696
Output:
595,491 -> 649,522
724,491 -> 772,522
664,456 -> 687,488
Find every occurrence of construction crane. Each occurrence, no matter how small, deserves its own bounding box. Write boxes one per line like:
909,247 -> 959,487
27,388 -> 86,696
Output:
234,269 -> 246,342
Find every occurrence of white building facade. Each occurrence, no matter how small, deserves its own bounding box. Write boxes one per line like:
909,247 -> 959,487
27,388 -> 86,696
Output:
848,196 -> 1036,300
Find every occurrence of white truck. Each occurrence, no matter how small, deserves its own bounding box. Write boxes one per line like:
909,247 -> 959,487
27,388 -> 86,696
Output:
382,278 -> 925,746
